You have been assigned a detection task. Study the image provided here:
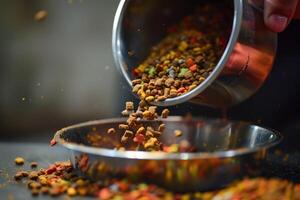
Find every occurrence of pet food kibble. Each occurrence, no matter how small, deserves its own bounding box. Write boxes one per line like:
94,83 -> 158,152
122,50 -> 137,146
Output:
29,171 -> 39,180
158,124 -> 165,132
31,189 -> 40,196
145,96 -> 155,102
144,137 -> 159,149
136,127 -> 146,135
119,124 -> 129,130
174,130 -> 183,137
67,187 -> 77,196
14,171 -> 28,180
161,109 -> 170,118
34,10 -> 48,21
107,128 -> 116,134
129,4 -> 230,103
15,157 -> 25,165
30,162 -> 38,168
125,101 -> 134,111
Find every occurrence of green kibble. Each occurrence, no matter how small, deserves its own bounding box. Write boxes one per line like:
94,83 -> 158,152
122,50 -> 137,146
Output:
178,68 -> 189,77
148,67 -> 156,77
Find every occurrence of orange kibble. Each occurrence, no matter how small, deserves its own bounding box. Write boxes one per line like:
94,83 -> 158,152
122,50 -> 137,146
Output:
186,58 -> 194,67
189,64 -> 197,72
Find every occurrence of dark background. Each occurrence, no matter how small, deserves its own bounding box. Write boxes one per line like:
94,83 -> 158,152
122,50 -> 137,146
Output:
0,0 -> 299,143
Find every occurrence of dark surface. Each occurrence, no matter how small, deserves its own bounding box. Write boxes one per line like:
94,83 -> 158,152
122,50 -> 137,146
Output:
1,141 -> 300,200
0,143 -> 95,200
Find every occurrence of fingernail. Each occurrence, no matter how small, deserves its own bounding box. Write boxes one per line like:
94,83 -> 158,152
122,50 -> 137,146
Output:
267,14 -> 288,32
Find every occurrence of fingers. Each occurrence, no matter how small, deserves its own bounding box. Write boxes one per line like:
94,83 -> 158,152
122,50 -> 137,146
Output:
264,0 -> 299,32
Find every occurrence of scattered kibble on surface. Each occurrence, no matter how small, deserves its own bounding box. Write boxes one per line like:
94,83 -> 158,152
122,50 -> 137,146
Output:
15,157 -> 25,165
13,159 -> 300,199
30,162 -> 38,168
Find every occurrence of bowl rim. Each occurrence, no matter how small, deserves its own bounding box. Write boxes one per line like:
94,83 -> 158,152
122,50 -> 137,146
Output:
54,117 -> 282,160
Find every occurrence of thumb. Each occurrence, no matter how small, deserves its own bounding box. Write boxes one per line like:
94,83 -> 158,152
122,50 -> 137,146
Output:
264,0 -> 299,32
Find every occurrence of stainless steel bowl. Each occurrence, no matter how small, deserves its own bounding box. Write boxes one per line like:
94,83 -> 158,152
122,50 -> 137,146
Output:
54,117 -> 282,192
112,0 -> 277,108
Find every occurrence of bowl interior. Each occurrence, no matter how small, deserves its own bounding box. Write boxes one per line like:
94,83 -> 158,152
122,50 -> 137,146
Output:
58,117 -> 280,153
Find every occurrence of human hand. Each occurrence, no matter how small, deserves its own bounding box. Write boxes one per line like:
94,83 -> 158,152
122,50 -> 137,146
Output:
264,0 -> 300,32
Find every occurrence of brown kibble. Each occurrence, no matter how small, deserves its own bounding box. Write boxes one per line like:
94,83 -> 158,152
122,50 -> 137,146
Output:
15,157 -> 25,165
174,130 -> 183,137
144,138 -> 159,149
132,79 -> 142,85
189,84 -> 197,91
169,89 -> 177,97
165,78 -> 174,87
67,187 -> 77,196
14,171 -> 28,180
49,187 -> 61,196
41,187 -> 49,194
30,162 -> 38,168
125,101 -> 134,111
161,109 -> 170,118
136,127 -> 146,135
146,130 -> 154,137
17,171 -> 29,178
158,124 -> 165,132
164,88 -> 170,96
143,110 -> 152,120
34,10 -> 48,21
31,189 -> 40,196
38,175 -> 48,186
199,77 -> 206,83
119,124 -> 129,130
124,130 -> 134,137
150,89 -> 158,96
107,128 -> 116,134
145,96 -> 155,102
132,84 -> 142,93
157,96 -> 167,101
148,106 -> 157,115
77,187 -> 88,196
29,171 -> 39,180
154,78 -> 163,86
139,100 -> 147,108
28,181 -> 41,189
127,116 -> 137,126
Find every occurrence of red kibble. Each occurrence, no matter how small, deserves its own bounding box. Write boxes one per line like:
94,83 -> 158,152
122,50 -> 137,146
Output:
133,134 -> 145,144
46,165 -> 57,174
189,37 -> 197,44
167,25 -> 178,33
177,87 -> 186,93
50,139 -> 57,147
117,181 -> 129,192
189,64 -> 197,72
98,188 -> 112,200
132,68 -> 140,76
186,58 -> 194,67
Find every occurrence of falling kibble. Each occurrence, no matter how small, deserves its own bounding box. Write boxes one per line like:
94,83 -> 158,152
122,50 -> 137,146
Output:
34,10 -> 48,21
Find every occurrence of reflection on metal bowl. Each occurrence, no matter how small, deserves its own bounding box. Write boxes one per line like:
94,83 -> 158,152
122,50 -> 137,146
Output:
54,117 -> 282,192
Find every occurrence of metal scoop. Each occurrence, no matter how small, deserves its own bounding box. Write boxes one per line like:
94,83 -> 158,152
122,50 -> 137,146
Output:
112,0 -> 277,107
